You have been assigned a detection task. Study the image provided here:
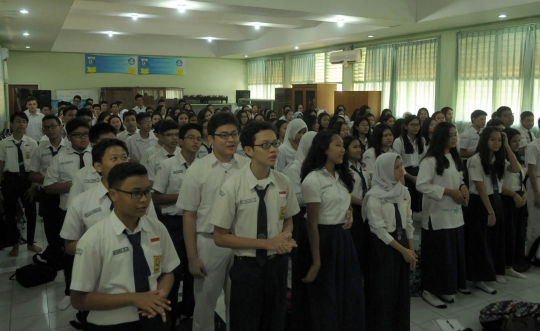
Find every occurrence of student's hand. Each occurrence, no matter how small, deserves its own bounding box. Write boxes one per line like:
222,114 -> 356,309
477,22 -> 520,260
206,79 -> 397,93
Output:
401,249 -> 417,269
266,232 -> 296,253
24,185 -> 36,202
501,131 -> 509,147
487,213 -> 496,227
343,210 -> 353,229
302,264 -> 320,283
132,290 -> 171,322
411,176 -> 417,184
513,193 -> 524,208
188,258 -> 207,278
460,185 -> 470,206
276,240 -> 297,254
449,189 -> 466,205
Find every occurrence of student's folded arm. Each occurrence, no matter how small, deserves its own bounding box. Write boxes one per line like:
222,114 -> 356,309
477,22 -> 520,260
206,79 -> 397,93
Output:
29,171 -> 44,184
156,272 -> 174,298
71,291 -> 136,311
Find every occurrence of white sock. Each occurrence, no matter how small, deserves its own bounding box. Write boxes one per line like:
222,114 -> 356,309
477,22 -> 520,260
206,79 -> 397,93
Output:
422,291 -> 446,308
506,268 -> 527,279
496,275 -> 507,284
439,294 -> 454,303
474,281 -> 496,294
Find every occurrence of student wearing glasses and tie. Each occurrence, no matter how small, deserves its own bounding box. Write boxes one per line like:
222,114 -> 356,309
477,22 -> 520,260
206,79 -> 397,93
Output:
176,113 -> 250,331
211,121 -> 299,331
152,123 -> 202,325
0,112 -> 40,257
146,120 -> 182,184
44,118 -> 92,311
70,162 -> 179,331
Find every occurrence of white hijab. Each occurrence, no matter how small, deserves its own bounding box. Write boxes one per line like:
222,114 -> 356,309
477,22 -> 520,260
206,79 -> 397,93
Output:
316,109 -> 327,117
294,131 -> 317,165
361,152 -> 408,220
280,119 -> 307,152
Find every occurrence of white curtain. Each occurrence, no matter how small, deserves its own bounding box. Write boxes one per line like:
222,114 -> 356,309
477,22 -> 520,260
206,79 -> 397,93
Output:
290,54 -> 316,84
247,58 -> 284,99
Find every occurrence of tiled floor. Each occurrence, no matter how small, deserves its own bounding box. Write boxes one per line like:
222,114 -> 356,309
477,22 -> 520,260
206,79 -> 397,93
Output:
1,214 -> 539,330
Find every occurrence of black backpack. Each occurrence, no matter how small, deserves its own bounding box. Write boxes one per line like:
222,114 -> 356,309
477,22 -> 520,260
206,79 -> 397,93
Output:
9,254 -> 57,288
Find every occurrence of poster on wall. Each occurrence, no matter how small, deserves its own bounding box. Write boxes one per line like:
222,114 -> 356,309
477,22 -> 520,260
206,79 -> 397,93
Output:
85,54 -> 138,74
138,57 -> 185,75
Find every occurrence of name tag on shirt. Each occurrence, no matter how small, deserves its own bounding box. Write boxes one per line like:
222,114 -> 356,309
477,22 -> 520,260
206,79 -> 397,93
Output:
173,170 -> 184,174
84,178 -> 100,183
240,198 -> 256,204
60,161 -> 73,165
113,247 -> 129,255
84,207 -> 102,218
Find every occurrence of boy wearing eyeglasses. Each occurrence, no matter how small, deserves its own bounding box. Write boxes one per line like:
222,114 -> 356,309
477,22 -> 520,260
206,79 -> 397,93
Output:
146,120 -> 182,183
211,121 -> 299,330
126,112 -> 157,162
70,162 -> 179,331
44,118 -> 92,311
176,113 -> 250,331
152,123 -> 203,326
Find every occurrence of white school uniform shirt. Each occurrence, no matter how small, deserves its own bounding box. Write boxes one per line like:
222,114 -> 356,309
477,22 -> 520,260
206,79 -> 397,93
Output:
467,154 -> 508,195
525,138 -> 540,177
197,142 -> 212,159
364,192 -> 414,245
61,181 -> 158,241
211,164 -> 300,257
153,153 -> 196,216
132,106 -> 147,114
70,213 -> 180,326
362,147 -> 398,176
146,146 -> 182,181
24,110 -> 45,142
125,132 -> 157,162
416,155 -> 465,230
116,128 -> 139,143
459,127 -> 483,160
502,163 -> 526,192
518,126 -> 536,148
139,142 -> 162,166
43,145 -> 93,210
275,144 -> 295,172
282,161 -> 304,207
301,169 -> 351,225
40,131 -> 70,147
29,138 -> 68,186
349,161 -> 369,200
176,152 -> 250,233
66,165 -> 102,209
0,135 -> 38,173
392,136 -> 426,168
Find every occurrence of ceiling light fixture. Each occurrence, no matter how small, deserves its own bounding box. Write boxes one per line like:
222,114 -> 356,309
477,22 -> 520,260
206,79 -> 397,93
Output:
23,32 -> 29,36
498,14 -> 507,18
207,37 -> 213,42
178,4 -> 187,13
131,14 -> 139,20
254,23 -> 260,30
367,35 -> 374,38
245,55 -> 248,58
337,19 -> 345,27
25,46 -> 30,49
295,46 -> 299,50
20,9 -> 29,14
108,31 -> 114,37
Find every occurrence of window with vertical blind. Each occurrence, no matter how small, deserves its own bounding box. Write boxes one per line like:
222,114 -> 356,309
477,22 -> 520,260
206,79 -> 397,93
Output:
353,47 -> 367,86
291,51 -> 343,90
247,58 -> 284,99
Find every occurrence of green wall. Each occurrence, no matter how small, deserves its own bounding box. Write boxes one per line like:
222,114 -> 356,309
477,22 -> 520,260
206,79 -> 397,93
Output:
6,51 -> 247,100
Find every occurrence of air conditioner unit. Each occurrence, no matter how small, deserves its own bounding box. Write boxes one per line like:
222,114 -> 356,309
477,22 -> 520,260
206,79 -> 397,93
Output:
329,49 -> 361,64
0,48 -> 8,61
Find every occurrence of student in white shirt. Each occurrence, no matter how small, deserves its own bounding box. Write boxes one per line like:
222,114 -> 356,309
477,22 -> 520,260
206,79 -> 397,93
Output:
466,127 -> 520,293
132,93 -> 147,113
518,111 -> 536,157
66,123 -> 117,209
275,119 -> 307,172
70,163 -> 179,331
140,120 -> 164,167
501,128 -> 528,278
460,110 -> 487,165
212,121 -> 299,330
24,96 -> 45,141
0,112 -> 40,257
117,110 -> 139,142
363,123 -> 396,177
75,108 -> 93,128
146,120 -> 182,182
292,130 -> 365,331
29,115 -> 68,267
525,120 -> 540,260
176,113 -> 250,331
351,116 -> 371,152
393,115 -> 426,212
416,122 -> 470,309
197,119 -> 213,159
362,153 -> 415,331
420,118 -> 437,148
153,123 -> 202,323
126,112 -> 157,162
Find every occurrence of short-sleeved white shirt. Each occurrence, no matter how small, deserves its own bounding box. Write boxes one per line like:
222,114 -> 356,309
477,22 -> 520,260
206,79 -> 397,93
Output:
197,143 -> 212,159
211,164 -> 300,257
29,138 -> 68,177
43,145 -> 93,210
392,136 -> 426,168
71,213 -> 180,326
0,135 -> 38,173
459,127 -> 483,159
518,126 -> 536,148
362,147 -> 397,176
125,133 -> 157,162
503,163 -> 526,192
349,161 -> 369,200
153,153 -> 195,216
61,181 -> 158,241
176,152 -> 250,233
282,161 -> 304,206
146,146 -> 182,181
301,169 -> 351,225
467,153 -> 506,195
364,193 -> 414,245
66,165 -> 103,209
525,138 -> 540,177
116,129 -> 139,143
140,142 -> 162,167
132,106 -> 147,114
24,110 -> 44,142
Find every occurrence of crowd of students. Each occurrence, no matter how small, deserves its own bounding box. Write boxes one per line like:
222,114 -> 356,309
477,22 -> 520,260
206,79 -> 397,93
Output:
1,93 -> 539,331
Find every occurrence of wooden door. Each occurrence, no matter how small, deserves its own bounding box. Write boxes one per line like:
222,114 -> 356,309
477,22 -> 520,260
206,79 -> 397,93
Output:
8,84 -> 39,115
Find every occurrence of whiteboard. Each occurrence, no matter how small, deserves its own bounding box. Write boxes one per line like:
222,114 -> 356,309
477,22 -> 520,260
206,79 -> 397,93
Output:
55,89 -> 100,103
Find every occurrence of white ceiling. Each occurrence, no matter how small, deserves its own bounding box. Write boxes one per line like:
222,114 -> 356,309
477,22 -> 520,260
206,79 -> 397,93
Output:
1,0 -> 540,58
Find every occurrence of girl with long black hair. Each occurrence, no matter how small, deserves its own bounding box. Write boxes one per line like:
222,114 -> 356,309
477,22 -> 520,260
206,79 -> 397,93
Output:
363,124 -> 395,177
351,116 -> 371,152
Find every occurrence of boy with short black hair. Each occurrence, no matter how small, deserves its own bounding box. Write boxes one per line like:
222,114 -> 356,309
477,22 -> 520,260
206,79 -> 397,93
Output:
0,111 -> 41,256
126,113 -> 157,162
72,95 -> 82,108
519,111 -> 536,149
146,120 -> 181,181
212,121 -> 299,330
133,94 -> 146,113
25,95 -> 45,141
100,100 -> 108,113
117,110 -> 139,142
70,162 -> 179,331
76,108 -> 93,127
460,109 -> 487,162
494,106 -> 514,128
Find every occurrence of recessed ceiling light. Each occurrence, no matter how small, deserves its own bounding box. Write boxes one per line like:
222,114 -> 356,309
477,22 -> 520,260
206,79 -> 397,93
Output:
20,9 -> 29,14
108,31 -> 114,37
131,14 -> 139,20
23,32 -> 29,36
254,23 -> 260,30
25,46 -> 30,49
498,14 -> 507,18
245,55 -> 248,58
207,37 -> 213,42
295,46 -> 299,50
178,4 -> 187,13
367,35 -> 374,38
337,19 -> 345,27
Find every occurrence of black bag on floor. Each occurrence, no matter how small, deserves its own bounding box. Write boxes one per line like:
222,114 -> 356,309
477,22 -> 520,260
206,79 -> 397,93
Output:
9,253 -> 57,288
479,300 -> 540,331
500,316 -> 540,330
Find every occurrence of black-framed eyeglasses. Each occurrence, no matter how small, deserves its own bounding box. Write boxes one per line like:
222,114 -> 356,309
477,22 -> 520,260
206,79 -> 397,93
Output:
70,132 -> 89,138
114,188 -> 153,199
184,136 -> 203,142
254,141 -> 281,149
42,124 -> 59,131
213,132 -> 239,140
